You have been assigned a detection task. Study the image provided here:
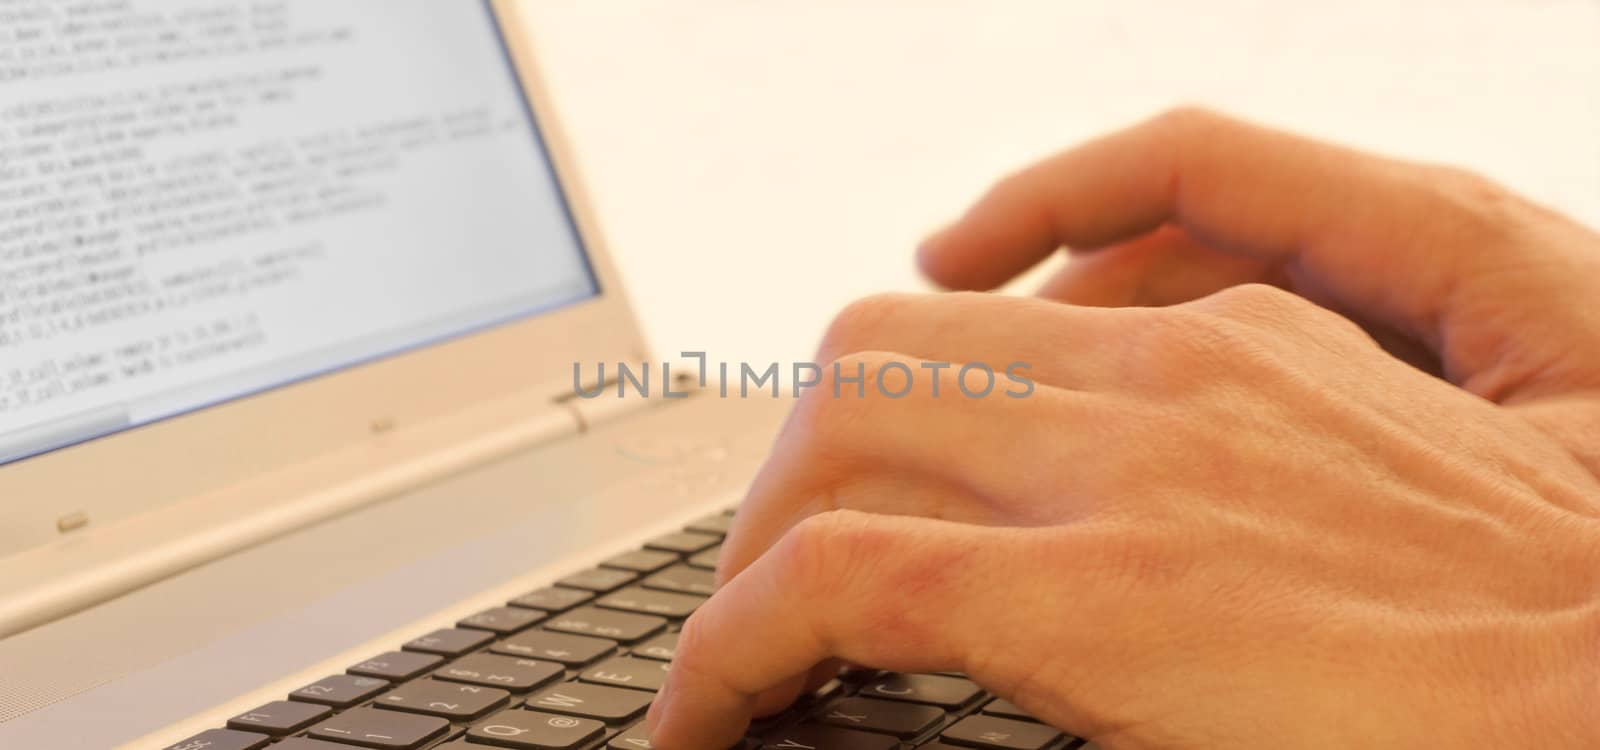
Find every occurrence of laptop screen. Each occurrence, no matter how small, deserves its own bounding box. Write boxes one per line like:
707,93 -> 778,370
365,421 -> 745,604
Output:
0,1 -> 599,466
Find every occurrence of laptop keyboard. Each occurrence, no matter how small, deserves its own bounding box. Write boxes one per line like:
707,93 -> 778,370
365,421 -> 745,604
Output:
162,510 -> 1093,750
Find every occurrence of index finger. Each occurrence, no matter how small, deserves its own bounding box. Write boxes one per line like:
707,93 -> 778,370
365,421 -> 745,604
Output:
646,511 -> 1063,750
916,107 -> 1466,329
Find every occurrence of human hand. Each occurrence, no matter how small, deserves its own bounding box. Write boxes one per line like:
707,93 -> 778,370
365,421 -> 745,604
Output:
646,110 -> 1600,749
917,107 -> 1600,472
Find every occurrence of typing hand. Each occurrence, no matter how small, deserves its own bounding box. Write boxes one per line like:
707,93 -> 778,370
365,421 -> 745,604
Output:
647,109 -> 1600,749
918,107 -> 1600,474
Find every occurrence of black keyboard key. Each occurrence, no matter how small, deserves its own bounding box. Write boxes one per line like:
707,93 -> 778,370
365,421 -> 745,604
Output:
272,739 -> 351,750
686,513 -> 734,536
645,531 -> 720,554
942,715 -> 1062,749
608,721 -> 655,749
609,726 -> 756,750
493,629 -> 616,666
435,653 -> 563,692
348,651 -> 444,681
557,567 -> 638,592
686,545 -> 722,570
467,709 -> 603,749
162,728 -> 269,750
597,586 -> 706,619
642,564 -> 717,596
226,700 -> 331,736
307,706 -> 448,749
602,549 -> 679,573
618,726 -> 755,750
524,682 -> 654,723
862,673 -> 981,708
744,677 -> 844,738
403,627 -> 493,657
839,666 -> 881,684
816,696 -> 944,738
747,713 -> 789,736
803,677 -> 847,707
728,678 -> 834,740
762,723 -> 897,750
376,679 -> 509,720
290,674 -> 391,708
510,586 -> 594,612
545,605 -> 665,642
460,606 -> 546,635
981,698 -> 1037,722
630,631 -> 678,661
581,655 -> 673,692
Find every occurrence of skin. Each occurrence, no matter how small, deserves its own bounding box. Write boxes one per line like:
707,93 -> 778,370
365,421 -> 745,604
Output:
645,108 -> 1600,749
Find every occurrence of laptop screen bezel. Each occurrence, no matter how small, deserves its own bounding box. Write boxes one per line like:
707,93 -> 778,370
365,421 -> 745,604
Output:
0,0 -> 649,549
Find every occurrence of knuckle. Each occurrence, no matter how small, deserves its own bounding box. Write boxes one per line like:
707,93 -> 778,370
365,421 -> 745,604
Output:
829,349 -> 904,371
1205,281 -> 1289,307
671,611 -> 754,697
797,356 -> 872,420
1119,306 -> 1271,386
821,350 -> 917,397
779,511 -> 944,642
1196,283 -> 1378,347
1199,282 -> 1306,318
776,510 -> 873,601
1148,104 -> 1227,141
982,167 -> 1038,208
1418,164 -> 1528,238
788,388 -> 859,461
1432,165 -> 1510,205
672,610 -> 715,669
1141,304 -> 1237,351
791,349 -> 925,463
818,294 -> 916,360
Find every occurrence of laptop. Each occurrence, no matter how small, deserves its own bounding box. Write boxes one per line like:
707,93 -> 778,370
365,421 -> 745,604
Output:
0,3 -> 1080,749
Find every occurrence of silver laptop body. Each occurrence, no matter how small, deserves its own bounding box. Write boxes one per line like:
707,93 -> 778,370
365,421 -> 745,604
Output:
0,3 -> 788,746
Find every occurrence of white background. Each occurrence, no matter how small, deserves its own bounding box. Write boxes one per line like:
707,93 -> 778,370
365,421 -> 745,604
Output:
517,0 -> 1600,364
